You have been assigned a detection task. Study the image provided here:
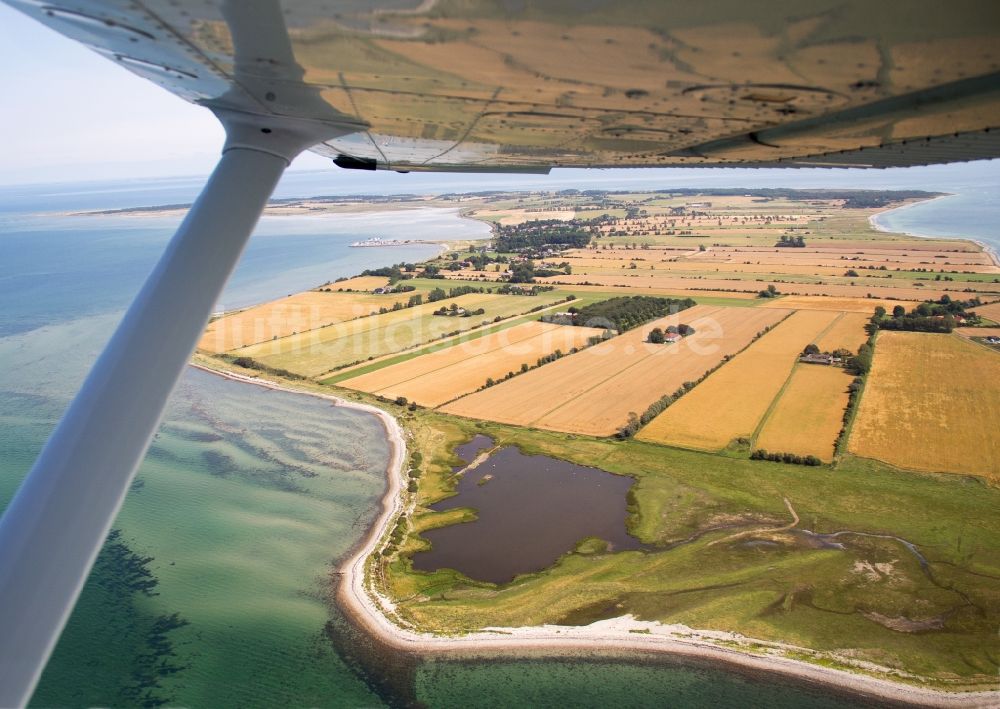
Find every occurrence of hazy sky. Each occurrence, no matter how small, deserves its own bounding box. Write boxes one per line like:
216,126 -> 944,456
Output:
0,3 -> 328,185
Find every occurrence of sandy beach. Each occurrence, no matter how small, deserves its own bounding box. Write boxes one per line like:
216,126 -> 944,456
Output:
192,361 -> 999,708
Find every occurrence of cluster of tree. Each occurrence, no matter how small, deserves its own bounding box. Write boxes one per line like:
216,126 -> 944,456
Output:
494,222 -> 591,252
749,449 -> 823,466
587,329 -> 616,346
433,303 -> 486,317
225,355 -> 306,381
496,283 -> 557,295
775,234 -> 806,247
757,284 -> 780,298
869,296 -> 981,333
360,264 -> 407,283
542,295 -> 695,332
846,342 -> 874,374
427,285 -> 485,302
405,451 -> 423,493
801,343 -> 852,359
504,259 -> 570,283
648,324 -> 695,343
419,264 -> 447,279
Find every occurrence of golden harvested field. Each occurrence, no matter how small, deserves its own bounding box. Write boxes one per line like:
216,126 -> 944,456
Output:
339,321 -> 603,407
755,365 -> 854,462
849,332 -> 1000,481
956,327 -> 1000,339
637,310 -> 840,451
234,292 -> 564,377
815,312 -> 872,353
760,296 -> 910,314
441,305 -> 790,436
974,300 -> 1000,323
328,275 -> 390,291
201,289 -> 408,353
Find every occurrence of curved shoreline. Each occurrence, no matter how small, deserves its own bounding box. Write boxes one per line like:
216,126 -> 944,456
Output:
869,196 -> 1000,268
190,362 -> 999,707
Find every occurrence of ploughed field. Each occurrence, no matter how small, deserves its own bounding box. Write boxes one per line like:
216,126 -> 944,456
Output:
338,321 -> 604,407
440,305 -> 789,436
849,331 -> 1000,481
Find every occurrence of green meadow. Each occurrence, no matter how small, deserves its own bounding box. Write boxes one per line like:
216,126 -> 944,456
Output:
366,405 -> 1000,691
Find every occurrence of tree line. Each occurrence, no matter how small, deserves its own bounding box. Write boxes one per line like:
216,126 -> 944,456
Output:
542,295 -> 695,332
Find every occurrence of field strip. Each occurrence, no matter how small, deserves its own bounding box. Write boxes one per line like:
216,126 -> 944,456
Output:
321,299 -> 580,383
438,304 -> 724,426
750,362 -> 802,446
345,322 -> 556,392
815,311 -> 871,353
241,292 -> 570,377
756,365 -> 854,462
636,310 -> 840,451
441,306 -> 790,436
522,318 -> 707,426
367,323 -> 605,408
534,307 -> 792,436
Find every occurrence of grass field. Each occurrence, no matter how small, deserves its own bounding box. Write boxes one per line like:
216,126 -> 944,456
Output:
201,289 -> 413,353
338,321 -> 603,407
637,310 -> 840,451
755,365 -> 855,461
815,312 -> 872,353
232,292 -> 564,377
440,305 -> 789,436
849,332 -> 1000,481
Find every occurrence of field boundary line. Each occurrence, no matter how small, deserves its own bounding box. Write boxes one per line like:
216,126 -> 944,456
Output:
751,312 -> 845,447
317,298 -> 572,382
527,306 -> 724,428
368,325 -> 555,393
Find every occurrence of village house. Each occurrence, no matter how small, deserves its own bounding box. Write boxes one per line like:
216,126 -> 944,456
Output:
800,352 -> 834,365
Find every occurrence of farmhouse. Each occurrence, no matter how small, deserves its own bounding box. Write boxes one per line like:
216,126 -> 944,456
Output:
664,332 -> 682,343
800,353 -> 834,365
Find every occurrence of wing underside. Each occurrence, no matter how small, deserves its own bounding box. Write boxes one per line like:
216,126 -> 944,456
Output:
7,0 -> 1000,171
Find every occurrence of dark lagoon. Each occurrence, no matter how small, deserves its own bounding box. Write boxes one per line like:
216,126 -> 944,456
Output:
412,442 -> 647,584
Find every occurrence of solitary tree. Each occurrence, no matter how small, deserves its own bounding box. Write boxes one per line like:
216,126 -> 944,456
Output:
648,327 -> 665,344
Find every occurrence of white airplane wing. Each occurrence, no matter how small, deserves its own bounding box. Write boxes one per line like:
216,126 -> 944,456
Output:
6,0 -> 1000,171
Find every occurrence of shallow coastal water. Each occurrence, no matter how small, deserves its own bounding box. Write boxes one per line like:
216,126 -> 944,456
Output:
413,445 -> 646,584
3,169 -> 993,706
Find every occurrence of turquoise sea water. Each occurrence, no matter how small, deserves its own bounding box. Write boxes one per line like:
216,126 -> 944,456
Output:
2,164 -> 997,706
